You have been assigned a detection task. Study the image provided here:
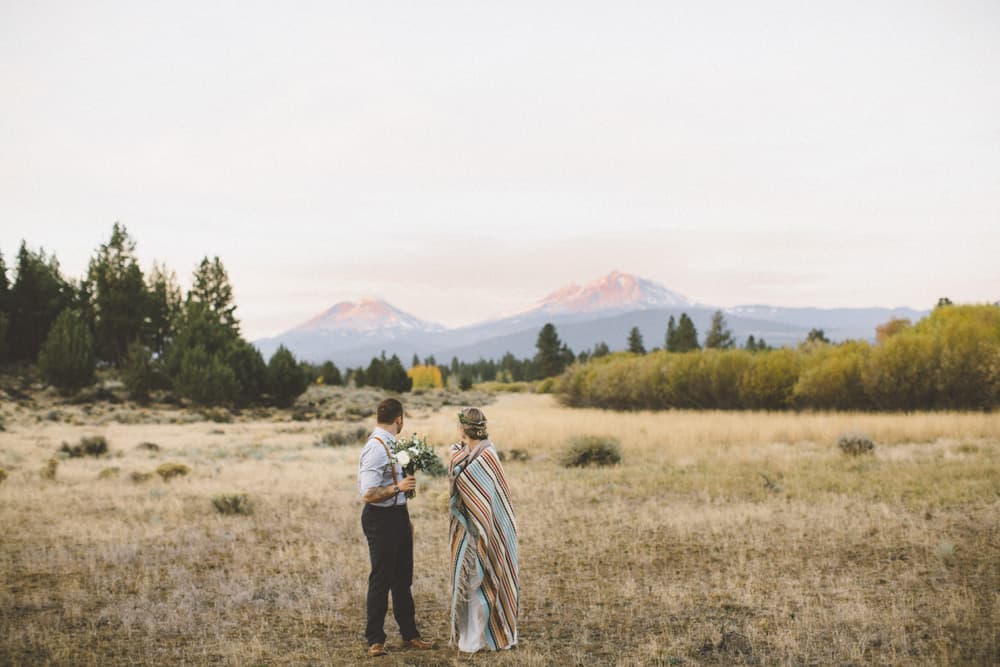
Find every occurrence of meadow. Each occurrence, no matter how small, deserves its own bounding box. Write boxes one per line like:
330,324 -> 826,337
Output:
1,386 -> 998,666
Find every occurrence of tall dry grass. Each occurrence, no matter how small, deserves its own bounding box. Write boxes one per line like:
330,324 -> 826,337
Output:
1,390 -> 997,665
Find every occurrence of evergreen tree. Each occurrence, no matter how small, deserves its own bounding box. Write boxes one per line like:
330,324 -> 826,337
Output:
174,344 -> 238,407
745,335 -> 758,352
164,300 -> 265,406
229,339 -> 268,405
534,323 -> 566,378
411,353 -> 420,368
0,252 -> 8,364
267,345 -> 308,407
122,340 -> 153,402
592,341 -> 611,357
87,223 -> 147,365
8,242 -> 73,362
559,343 -> 576,368
806,328 -> 830,344
0,250 -> 9,315
0,313 -> 8,366
319,360 -> 342,386
704,310 -> 735,349
627,326 -> 646,354
665,315 -> 678,352
366,355 -> 386,389
146,261 -> 183,357
459,373 -> 473,391
674,314 -> 700,352
383,354 -> 413,392
188,256 -> 238,331
38,309 -> 96,393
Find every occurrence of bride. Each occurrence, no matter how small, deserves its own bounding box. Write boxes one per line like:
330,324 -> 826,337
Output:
448,407 -> 519,653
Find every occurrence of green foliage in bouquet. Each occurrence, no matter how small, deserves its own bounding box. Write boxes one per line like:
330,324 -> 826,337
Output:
391,433 -> 447,497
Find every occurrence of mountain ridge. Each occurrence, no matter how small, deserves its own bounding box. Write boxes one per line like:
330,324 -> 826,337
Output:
253,271 -> 930,366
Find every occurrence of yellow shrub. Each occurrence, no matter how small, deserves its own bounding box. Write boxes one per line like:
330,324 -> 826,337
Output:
407,365 -> 443,390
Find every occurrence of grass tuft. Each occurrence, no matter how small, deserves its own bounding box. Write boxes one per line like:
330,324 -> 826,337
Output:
60,435 -> 109,458
314,426 -> 369,448
838,432 -> 875,456
560,435 -> 622,467
156,462 -> 190,481
211,493 -> 253,516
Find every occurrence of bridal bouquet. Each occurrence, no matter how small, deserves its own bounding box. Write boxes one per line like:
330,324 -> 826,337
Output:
392,433 -> 447,497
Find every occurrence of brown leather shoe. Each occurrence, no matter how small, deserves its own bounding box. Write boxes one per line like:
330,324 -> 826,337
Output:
401,637 -> 434,650
367,643 -> 388,657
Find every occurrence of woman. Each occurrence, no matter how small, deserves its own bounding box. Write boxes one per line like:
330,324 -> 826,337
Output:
448,407 -> 518,653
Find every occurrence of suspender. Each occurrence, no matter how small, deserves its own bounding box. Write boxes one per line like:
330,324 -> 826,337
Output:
372,436 -> 399,506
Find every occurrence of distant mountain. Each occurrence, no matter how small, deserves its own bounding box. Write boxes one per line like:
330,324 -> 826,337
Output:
252,272 -> 932,366
254,298 -> 444,362
513,270 -> 694,319
294,298 -> 445,335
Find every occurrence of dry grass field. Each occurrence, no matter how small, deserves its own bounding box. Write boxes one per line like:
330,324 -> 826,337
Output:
1,386 -> 998,666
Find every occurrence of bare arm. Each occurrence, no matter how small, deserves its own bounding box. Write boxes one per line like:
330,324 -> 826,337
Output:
362,475 -> 416,504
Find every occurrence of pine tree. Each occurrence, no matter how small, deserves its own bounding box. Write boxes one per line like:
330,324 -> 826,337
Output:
146,262 -> 183,357
366,356 -> 387,389
674,314 -> 700,352
704,310 -> 735,349
806,328 -> 830,344
0,250 -> 9,315
534,323 -> 566,378
665,315 -> 678,352
189,256 -> 238,331
38,309 -> 96,394
8,242 -> 73,362
0,313 -> 8,366
559,343 -> 576,368
627,326 -> 646,354
383,354 -> 413,392
319,361 -> 342,386
122,340 -> 153,402
592,341 -> 611,357
267,345 -> 308,407
174,344 -> 238,407
229,339 -> 268,406
87,223 -> 147,365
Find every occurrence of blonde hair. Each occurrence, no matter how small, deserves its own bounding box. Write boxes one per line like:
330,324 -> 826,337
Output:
458,407 -> 489,441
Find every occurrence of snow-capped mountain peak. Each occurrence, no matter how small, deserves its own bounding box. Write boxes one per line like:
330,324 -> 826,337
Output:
296,298 -> 444,334
523,270 -> 693,317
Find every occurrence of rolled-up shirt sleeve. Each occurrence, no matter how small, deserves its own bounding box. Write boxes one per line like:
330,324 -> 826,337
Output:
358,443 -> 388,497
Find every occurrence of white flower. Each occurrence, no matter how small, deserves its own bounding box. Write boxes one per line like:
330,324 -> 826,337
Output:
395,451 -> 411,467
408,446 -> 420,456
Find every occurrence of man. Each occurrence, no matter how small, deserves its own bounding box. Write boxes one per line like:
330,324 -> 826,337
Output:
357,398 -> 434,657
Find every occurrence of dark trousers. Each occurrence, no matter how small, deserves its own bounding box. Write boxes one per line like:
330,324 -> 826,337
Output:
361,504 -> 418,645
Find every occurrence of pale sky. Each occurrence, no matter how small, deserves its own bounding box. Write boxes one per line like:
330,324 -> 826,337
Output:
2,0 -> 999,339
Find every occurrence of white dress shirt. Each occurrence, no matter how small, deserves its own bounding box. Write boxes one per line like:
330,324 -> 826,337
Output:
358,427 -> 407,507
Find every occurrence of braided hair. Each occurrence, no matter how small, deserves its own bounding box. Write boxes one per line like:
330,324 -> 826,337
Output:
458,407 -> 489,441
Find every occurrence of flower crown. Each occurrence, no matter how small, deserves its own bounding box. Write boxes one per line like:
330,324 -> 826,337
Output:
458,410 -> 487,427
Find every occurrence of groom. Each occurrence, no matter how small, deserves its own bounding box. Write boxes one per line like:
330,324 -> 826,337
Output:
357,398 -> 433,657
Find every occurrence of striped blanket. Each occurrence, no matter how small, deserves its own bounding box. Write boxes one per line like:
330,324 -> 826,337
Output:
449,442 -> 518,651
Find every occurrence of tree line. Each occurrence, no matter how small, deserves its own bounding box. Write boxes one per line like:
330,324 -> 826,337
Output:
0,224 -> 309,407
558,303 -> 1000,411
339,310 -> 775,391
